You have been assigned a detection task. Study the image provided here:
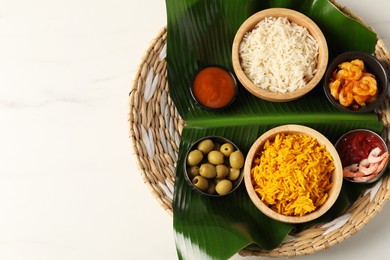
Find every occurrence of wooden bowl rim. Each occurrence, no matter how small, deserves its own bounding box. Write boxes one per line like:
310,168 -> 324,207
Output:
243,124 -> 343,223
232,8 -> 329,102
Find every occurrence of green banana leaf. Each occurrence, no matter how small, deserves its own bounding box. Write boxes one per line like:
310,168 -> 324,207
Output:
174,123 -> 383,259
166,0 -> 377,121
166,0 -> 384,259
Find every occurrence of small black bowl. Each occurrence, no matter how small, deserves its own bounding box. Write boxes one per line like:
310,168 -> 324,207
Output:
184,136 -> 244,197
323,51 -> 388,113
190,65 -> 238,111
335,129 -> 389,183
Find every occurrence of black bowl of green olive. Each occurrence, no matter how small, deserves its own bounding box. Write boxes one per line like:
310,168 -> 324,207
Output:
184,136 -> 245,197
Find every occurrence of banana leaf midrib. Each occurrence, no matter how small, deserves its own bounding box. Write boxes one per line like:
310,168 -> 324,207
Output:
186,112 -> 380,127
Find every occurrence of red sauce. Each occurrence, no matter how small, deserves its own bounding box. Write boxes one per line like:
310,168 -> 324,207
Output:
336,130 -> 386,166
192,66 -> 236,109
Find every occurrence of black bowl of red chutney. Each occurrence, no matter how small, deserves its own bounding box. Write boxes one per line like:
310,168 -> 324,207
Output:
190,65 -> 238,110
335,129 -> 389,183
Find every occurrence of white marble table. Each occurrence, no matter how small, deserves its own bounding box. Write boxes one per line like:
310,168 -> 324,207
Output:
0,0 -> 389,259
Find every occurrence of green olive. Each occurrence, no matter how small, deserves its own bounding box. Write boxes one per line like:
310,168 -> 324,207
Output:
192,175 -> 208,191
229,150 -> 244,169
220,143 -> 234,157
197,139 -> 214,154
199,163 -> 217,179
207,150 -> 224,165
216,164 -> 229,179
228,168 -> 241,181
187,166 -> 199,179
207,181 -> 216,195
215,179 -> 233,195
187,149 -> 203,166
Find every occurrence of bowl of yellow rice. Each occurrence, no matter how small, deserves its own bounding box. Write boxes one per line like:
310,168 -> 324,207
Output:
243,125 -> 343,224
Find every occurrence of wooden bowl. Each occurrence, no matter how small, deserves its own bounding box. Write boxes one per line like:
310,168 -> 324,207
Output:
243,125 -> 343,224
232,8 -> 328,102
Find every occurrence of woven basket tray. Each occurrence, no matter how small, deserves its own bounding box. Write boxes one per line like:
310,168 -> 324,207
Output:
129,0 -> 390,257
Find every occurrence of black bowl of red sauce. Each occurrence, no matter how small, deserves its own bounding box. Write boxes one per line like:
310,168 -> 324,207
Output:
335,129 -> 389,183
190,65 -> 238,110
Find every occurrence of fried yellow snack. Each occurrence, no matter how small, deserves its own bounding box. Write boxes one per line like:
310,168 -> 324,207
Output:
329,59 -> 377,109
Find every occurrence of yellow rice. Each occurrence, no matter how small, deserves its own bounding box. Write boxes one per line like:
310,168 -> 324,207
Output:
251,133 -> 334,217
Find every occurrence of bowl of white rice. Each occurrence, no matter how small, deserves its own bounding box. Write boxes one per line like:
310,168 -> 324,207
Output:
232,8 -> 328,102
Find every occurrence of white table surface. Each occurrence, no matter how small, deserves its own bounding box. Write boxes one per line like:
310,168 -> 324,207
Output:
1,0 -> 389,259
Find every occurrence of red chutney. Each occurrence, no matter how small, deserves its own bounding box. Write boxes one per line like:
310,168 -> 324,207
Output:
336,130 -> 386,166
192,66 -> 236,109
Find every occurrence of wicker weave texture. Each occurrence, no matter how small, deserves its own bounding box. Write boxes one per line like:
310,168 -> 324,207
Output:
129,1 -> 390,257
